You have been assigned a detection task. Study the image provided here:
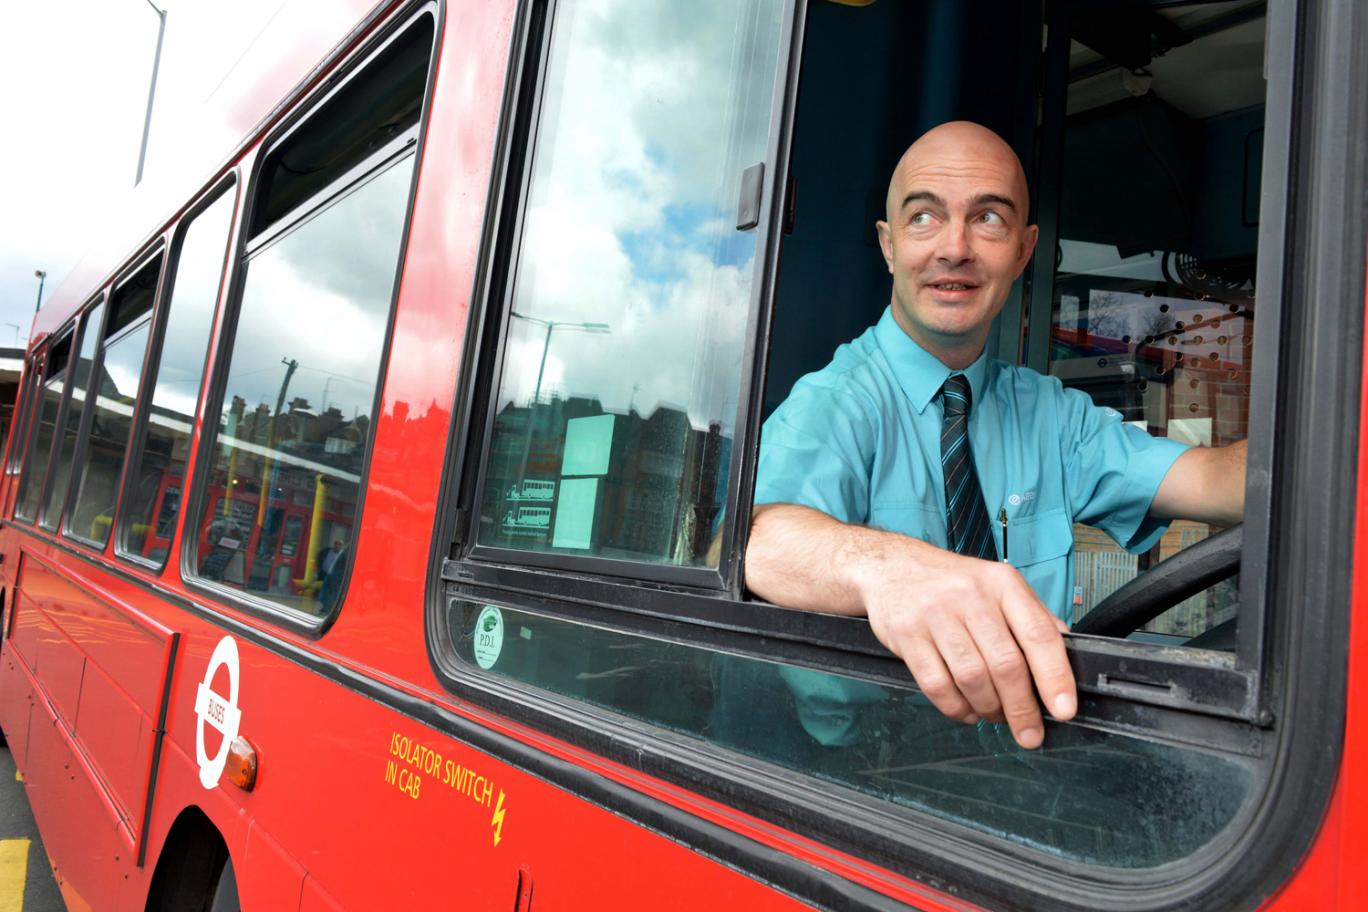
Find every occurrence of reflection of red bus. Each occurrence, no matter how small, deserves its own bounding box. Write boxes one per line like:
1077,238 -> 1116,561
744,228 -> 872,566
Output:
1,1 -> 1366,910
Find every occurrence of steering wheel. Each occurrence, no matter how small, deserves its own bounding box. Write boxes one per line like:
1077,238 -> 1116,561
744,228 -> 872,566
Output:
1071,524 -> 1242,645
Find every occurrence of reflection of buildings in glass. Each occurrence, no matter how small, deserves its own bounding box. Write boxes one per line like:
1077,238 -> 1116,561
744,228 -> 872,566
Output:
485,394 -> 729,563
197,392 -> 367,603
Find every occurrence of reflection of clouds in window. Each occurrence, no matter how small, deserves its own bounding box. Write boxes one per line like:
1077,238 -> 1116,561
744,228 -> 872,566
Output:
498,0 -> 782,432
225,161 -> 413,420
99,327 -> 150,401
151,190 -> 236,423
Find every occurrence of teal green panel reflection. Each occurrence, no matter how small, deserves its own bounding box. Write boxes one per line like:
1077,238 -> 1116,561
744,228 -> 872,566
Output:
561,415 -> 614,476
552,477 -> 598,549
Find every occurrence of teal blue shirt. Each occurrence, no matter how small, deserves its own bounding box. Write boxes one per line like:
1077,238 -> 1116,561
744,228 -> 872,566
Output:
756,307 -> 1189,621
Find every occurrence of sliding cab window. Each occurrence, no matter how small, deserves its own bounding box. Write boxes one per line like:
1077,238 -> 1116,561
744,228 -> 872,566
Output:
117,184 -> 237,569
469,0 -> 784,575
184,11 -> 433,622
439,1 -> 1321,906
65,255 -> 162,547
15,321 -> 79,524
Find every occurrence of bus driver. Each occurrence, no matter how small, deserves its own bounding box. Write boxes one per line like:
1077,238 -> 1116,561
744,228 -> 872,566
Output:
746,121 -> 1247,751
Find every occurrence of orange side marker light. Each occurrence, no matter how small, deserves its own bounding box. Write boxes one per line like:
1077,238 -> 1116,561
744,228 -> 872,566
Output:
226,737 -> 258,792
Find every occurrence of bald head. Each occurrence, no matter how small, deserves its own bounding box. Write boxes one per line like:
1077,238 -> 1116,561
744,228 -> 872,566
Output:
885,121 -> 1031,225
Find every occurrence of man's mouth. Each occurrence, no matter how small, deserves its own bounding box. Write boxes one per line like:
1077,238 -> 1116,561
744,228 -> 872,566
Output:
927,280 -> 979,292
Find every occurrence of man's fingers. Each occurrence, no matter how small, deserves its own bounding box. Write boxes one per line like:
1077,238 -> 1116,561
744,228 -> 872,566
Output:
963,608 -> 1046,748
902,637 -> 979,724
1001,588 -> 1077,723
929,620 -> 1005,722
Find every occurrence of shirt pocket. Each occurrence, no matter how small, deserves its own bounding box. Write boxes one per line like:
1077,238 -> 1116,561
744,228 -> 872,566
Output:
1004,507 -> 1075,613
1004,507 -> 1073,567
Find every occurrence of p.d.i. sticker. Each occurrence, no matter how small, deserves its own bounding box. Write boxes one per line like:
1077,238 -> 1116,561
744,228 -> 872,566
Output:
474,605 -> 505,669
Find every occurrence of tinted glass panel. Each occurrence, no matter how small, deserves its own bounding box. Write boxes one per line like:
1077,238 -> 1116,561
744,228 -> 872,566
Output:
16,331 -> 75,523
476,0 -> 784,567
68,316 -> 153,545
41,305 -> 105,530
189,156 -> 414,614
451,598 -> 1250,868
1046,4 -> 1262,642
122,189 -> 235,564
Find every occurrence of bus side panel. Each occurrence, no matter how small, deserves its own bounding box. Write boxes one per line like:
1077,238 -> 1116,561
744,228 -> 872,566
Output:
23,699 -> 127,911
0,644 -> 34,769
155,624 -> 818,911
15,550 -> 174,839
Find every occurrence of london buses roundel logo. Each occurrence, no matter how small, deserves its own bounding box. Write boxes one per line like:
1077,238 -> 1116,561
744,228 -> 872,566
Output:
195,636 -> 243,789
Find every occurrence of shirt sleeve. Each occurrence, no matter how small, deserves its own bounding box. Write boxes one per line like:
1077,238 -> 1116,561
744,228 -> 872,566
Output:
753,379 -> 876,526
1057,383 -> 1190,553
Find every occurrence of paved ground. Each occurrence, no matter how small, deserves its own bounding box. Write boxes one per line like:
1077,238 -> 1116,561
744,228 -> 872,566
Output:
0,733 -> 64,912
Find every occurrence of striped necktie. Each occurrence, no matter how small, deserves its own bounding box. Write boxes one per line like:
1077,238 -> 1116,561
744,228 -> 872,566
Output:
939,374 -> 998,560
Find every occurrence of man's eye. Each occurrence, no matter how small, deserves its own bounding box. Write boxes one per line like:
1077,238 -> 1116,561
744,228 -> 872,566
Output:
911,212 -> 934,226
978,211 -> 1006,225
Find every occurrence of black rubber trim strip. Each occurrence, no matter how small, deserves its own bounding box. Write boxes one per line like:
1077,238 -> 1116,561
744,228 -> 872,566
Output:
1,523 -> 925,912
136,630 -> 179,869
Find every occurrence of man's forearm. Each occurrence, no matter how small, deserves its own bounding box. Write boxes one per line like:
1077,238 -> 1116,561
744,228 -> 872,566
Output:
1151,439 -> 1248,525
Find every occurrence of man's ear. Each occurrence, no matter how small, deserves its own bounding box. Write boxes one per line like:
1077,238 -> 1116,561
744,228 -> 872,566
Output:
1016,223 -> 1040,275
875,220 -> 894,274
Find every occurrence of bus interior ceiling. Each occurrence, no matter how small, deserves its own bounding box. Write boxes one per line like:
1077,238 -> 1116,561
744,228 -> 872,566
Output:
766,0 -> 1266,416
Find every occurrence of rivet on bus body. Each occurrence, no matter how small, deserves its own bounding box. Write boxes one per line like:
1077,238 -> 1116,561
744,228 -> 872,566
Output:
226,737 -> 258,792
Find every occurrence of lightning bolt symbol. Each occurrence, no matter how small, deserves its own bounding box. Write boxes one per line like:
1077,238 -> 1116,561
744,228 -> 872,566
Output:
491,789 -> 507,846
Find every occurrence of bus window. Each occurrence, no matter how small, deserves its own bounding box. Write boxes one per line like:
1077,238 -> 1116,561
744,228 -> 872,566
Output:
186,14 -> 434,619
1040,3 -> 1263,645
15,325 -> 76,523
473,0 -> 785,570
40,302 -> 107,531
67,254 -> 161,546
119,185 -> 236,566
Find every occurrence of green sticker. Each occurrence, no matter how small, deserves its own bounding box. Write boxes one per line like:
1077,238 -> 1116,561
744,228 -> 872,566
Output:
474,605 -> 504,669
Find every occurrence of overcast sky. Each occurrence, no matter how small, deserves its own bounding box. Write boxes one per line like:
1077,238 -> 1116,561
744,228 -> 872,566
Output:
0,0 -> 284,351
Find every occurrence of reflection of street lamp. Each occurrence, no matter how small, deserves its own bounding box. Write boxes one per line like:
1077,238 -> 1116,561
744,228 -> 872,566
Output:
33,270 -> 46,315
507,312 -> 610,490
509,312 -> 611,406
135,0 -> 167,186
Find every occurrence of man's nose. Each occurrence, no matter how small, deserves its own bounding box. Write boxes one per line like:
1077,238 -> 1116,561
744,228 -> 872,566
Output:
936,221 -> 973,264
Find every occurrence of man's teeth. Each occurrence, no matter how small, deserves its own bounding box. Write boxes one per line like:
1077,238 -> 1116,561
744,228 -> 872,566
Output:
935,283 -> 971,290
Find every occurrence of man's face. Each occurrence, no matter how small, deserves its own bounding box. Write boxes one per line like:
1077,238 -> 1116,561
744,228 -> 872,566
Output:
876,127 -> 1038,363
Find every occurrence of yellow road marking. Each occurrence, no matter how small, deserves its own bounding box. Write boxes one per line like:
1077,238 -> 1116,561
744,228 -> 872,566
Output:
12,770 -> 20,783
0,838 -> 31,912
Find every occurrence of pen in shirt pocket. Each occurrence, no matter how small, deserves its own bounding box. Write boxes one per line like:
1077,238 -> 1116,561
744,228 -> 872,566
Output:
998,507 -> 1009,563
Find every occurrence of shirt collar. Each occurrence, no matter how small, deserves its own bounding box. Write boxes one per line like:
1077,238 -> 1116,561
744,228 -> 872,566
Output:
873,306 -> 990,414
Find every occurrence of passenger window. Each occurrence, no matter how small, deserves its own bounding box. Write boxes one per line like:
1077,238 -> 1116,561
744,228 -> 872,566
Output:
15,328 -> 76,523
187,15 -> 432,618
67,256 -> 160,545
120,187 -> 236,566
474,0 -> 785,568
1044,3 -> 1260,643
40,304 -> 107,531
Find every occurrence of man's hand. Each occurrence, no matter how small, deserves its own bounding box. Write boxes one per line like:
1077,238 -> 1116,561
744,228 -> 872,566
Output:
854,547 -> 1074,749
746,503 -> 1077,749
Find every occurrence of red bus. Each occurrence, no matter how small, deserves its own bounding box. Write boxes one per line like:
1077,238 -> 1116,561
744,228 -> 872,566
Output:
1,0 -> 1365,908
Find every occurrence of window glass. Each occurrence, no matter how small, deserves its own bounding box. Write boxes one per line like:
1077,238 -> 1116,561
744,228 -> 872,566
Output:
7,360 -> 40,474
16,330 -> 75,523
189,157 -> 414,614
476,0 -> 785,567
121,189 -> 235,564
1046,3 -> 1263,641
450,598 -> 1251,868
40,306 -> 106,530
67,257 -> 159,546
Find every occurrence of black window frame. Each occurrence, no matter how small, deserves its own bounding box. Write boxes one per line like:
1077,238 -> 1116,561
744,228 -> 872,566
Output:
178,0 -> 441,638
6,353 -> 42,477
426,0 -> 1366,908
15,311 -> 87,527
60,244 -> 166,549
113,175 -> 241,575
